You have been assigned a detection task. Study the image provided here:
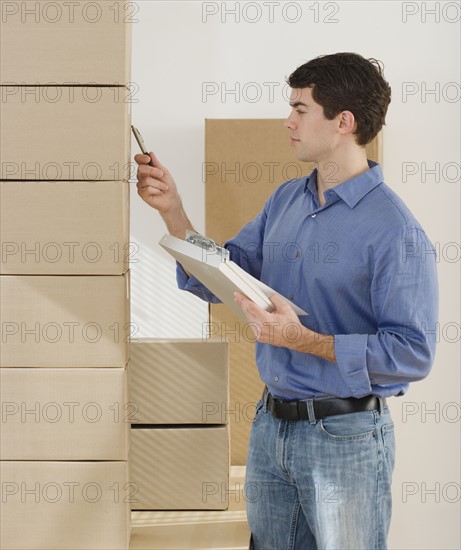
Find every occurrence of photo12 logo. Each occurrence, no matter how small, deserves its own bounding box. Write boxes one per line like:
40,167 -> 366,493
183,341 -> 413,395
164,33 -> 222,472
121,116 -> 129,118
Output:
401,162 -> 460,184
1,83 -> 138,105
202,400 -> 258,423
402,82 -> 460,103
201,2 -> 340,24
1,1 -> 139,24
1,320 -> 137,345
1,400 -> 140,424
202,480 -> 340,504
1,241 -> 139,266
402,481 -> 460,503
401,2 -> 460,23
401,401 -> 461,423
0,160 -> 137,181
1,480 -> 139,504
203,159 -> 305,182
202,81 -> 292,104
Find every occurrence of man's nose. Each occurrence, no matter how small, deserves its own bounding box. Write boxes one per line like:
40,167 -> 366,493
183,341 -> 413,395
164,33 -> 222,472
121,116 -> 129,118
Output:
284,115 -> 295,129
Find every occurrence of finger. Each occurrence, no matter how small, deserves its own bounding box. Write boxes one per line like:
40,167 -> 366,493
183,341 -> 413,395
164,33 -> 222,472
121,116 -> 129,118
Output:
270,293 -> 291,313
138,185 -> 164,197
233,292 -> 253,317
138,165 -> 164,179
234,293 -> 266,320
233,292 -> 255,312
137,178 -> 169,192
134,153 -> 152,166
148,151 -> 168,173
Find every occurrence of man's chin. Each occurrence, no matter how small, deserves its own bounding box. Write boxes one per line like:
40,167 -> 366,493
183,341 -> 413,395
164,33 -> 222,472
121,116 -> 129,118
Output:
293,151 -> 316,163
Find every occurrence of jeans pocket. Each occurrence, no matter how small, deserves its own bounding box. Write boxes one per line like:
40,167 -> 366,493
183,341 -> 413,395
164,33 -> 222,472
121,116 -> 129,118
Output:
318,410 -> 377,441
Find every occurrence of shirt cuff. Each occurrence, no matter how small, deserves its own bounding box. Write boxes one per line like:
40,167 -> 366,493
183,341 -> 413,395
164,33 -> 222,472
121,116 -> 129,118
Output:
334,333 -> 373,397
176,261 -> 191,290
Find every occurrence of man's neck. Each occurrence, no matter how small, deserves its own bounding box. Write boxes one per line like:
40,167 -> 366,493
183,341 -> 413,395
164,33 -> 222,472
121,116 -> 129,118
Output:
316,149 -> 370,206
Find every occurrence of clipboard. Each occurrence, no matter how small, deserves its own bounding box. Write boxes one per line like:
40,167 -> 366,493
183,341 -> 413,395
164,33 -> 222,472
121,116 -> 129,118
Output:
159,231 -> 308,320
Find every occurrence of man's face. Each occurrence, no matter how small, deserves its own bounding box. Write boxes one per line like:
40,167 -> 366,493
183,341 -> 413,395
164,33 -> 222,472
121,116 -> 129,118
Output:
284,87 -> 340,163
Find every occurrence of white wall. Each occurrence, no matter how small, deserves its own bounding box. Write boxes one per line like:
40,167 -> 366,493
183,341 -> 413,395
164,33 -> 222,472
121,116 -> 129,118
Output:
130,1 -> 460,548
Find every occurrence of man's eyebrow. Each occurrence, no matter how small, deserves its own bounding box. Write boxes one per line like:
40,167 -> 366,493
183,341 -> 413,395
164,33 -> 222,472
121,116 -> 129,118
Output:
289,101 -> 308,109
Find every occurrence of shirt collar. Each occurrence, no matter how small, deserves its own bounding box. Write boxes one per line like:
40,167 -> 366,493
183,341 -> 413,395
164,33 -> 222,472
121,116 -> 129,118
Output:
304,160 -> 384,209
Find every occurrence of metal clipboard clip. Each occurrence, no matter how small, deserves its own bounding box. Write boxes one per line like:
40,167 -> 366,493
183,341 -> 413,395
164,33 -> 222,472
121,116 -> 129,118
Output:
185,230 -> 230,261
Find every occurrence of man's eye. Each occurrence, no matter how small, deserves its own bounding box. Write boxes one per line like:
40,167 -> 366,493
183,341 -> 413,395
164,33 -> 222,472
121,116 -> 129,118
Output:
296,110 -> 305,115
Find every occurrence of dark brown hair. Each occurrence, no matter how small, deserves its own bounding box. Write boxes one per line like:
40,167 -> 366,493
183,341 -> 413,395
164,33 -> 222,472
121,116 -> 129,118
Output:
286,52 -> 391,146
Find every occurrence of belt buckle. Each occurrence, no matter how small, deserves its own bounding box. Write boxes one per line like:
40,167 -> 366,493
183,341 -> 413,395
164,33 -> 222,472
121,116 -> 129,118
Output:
272,397 -> 299,421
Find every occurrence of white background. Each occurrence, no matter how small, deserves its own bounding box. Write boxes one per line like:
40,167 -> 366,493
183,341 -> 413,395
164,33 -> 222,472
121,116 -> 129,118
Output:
129,1 -> 460,548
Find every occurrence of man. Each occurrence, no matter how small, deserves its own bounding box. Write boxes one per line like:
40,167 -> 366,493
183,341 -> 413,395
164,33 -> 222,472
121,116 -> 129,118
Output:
135,52 -> 438,549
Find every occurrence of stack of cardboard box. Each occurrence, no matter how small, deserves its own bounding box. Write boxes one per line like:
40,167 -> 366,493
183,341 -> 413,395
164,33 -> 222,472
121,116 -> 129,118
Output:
0,2 -> 132,548
129,339 -> 230,511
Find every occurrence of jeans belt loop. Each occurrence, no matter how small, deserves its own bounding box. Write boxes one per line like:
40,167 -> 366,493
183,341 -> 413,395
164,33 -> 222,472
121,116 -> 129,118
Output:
378,396 -> 385,415
306,399 -> 316,424
262,385 -> 269,413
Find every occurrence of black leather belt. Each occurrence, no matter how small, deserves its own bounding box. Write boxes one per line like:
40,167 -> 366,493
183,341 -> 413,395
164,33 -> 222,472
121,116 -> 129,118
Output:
265,388 -> 385,421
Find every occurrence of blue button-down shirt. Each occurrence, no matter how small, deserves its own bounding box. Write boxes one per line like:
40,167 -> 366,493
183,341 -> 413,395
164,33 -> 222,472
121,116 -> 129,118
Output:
177,161 -> 439,400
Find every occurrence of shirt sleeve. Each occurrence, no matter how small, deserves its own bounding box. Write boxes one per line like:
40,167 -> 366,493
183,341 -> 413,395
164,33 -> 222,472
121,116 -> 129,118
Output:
334,226 -> 439,394
175,261 -> 222,303
224,207 -> 268,280
175,204 -> 269,303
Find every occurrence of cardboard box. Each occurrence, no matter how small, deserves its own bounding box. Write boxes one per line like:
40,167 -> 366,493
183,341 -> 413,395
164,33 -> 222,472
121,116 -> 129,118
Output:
0,273 -> 130,368
205,120 -> 381,464
130,508 -> 249,549
130,426 -> 229,510
0,180 -> 129,275
0,460 -> 131,550
205,119 -> 316,243
129,339 -> 228,424
205,119 -> 306,464
130,465 -> 249,546
207,306 -> 264,466
205,119 -> 381,247
0,1 -> 132,85
0,368 -> 129,460
0,86 -> 131,181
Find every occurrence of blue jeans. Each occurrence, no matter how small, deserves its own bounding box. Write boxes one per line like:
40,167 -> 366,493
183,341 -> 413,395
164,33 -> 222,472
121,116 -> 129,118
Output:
245,391 -> 395,550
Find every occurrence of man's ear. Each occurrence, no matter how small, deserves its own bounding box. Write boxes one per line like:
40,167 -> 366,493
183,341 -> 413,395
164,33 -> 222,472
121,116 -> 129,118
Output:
338,110 -> 356,135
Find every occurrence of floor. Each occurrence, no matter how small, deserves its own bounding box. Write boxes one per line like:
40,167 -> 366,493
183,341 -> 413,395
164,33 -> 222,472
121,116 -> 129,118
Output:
130,466 -> 250,550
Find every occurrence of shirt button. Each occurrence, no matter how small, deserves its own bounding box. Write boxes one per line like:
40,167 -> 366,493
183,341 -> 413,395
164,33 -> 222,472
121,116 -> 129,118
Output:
311,213 -> 316,218
274,376 -> 279,382
289,294 -> 294,300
